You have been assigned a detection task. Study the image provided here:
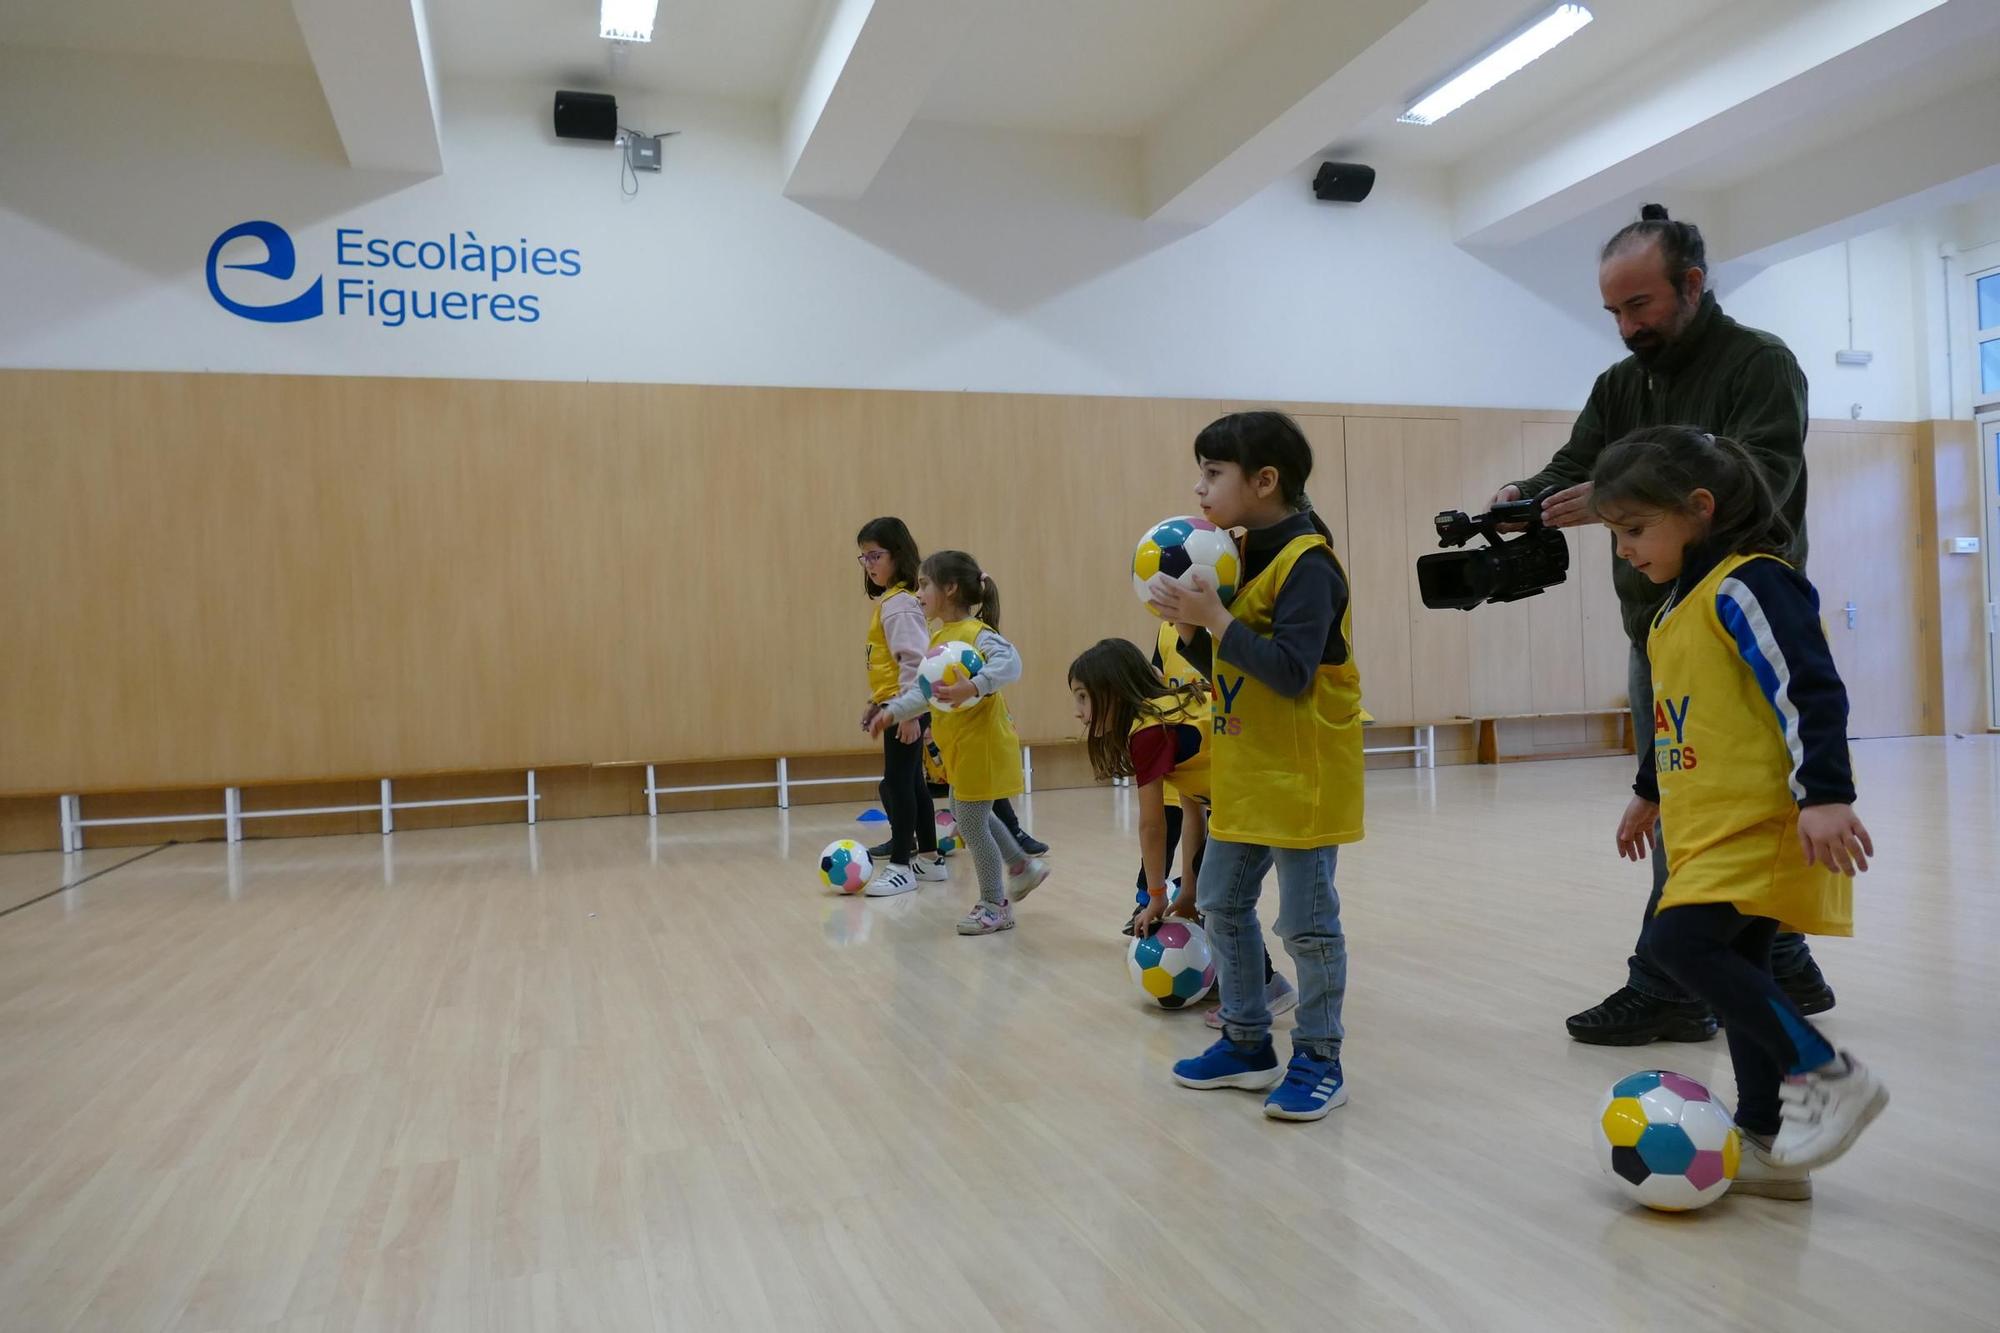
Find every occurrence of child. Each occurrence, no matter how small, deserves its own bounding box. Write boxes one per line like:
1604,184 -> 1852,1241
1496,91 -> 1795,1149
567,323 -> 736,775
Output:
1069,638 -> 1295,1027
1121,621 -> 1208,936
871,552 -> 1050,934
1148,411 -> 1362,1122
856,518 -> 948,897
1594,426 -> 1887,1193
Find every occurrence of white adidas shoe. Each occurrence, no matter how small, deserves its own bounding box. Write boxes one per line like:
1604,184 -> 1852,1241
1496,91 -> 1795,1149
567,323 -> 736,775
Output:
912,853 -> 950,882
864,863 -> 919,898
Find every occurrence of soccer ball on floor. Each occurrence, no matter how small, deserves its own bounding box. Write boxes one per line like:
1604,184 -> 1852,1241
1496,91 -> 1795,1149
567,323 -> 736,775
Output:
1132,516 -> 1240,616
1596,1070 -> 1741,1212
818,839 -> 873,895
1126,919 -> 1216,1009
918,640 -> 984,713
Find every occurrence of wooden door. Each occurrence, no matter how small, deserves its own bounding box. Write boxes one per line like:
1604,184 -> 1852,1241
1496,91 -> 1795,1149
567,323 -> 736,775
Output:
1800,428 -> 1929,738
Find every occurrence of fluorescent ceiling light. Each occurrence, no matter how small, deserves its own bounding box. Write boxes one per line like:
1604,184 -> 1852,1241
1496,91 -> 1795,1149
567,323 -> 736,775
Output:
1398,4 -> 1593,125
600,0 -> 657,42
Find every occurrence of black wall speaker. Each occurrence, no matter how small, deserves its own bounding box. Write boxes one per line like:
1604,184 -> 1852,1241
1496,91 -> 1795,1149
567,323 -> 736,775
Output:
554,91 -> 618,142
1313,162 -> 1376,204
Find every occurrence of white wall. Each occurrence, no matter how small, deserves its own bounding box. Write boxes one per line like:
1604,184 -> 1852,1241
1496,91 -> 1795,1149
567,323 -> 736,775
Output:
1726,223 -> 1927,423
0,46 -> 1629,410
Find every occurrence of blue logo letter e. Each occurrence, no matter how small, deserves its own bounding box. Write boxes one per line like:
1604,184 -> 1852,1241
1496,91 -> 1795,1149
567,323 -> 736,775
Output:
206,220 -> 323,323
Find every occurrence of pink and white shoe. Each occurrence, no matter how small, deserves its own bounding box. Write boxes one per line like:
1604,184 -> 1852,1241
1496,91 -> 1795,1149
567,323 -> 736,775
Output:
956,899 -> 1015,935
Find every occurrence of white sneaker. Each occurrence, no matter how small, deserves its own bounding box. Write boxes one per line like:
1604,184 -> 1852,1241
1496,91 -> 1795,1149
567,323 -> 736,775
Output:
1729,1137 -> 1812,1201
1771,1053 -> 1889,1170
912,853 -> 950,882
864,863 -> 919,898
1006,857 -> 1050,903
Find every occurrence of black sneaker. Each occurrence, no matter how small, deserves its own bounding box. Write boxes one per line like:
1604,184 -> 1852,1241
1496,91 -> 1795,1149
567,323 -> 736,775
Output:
1015,833 -> 1050,857
867,839 -> 893,859
1565,986 -> 1719,1046
1779,962 -> 1836,1016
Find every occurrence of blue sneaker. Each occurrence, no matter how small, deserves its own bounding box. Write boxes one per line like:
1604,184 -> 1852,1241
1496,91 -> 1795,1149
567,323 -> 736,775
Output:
1263,1050 -> 1346,1121
1172,1036 -> 1281,1091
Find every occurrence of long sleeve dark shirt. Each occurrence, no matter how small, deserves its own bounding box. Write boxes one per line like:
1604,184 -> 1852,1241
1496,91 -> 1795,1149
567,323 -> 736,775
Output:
1180,512 -> 1349,698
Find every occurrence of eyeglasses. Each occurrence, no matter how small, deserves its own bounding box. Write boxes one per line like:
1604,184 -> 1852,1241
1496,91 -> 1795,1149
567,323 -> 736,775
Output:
857,550 -> 889,565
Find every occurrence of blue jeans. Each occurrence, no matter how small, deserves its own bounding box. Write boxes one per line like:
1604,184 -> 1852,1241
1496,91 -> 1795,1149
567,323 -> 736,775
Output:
1625,645 -> 1817,1001
1196,838 -> 1345,1059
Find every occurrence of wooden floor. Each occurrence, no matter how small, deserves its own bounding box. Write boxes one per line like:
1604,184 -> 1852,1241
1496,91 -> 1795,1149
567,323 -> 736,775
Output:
1,737 -> 1995,1333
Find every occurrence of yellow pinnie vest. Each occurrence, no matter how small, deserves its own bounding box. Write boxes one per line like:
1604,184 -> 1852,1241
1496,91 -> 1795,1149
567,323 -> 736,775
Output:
1129,691 -> 1213,805
1155,623 -> 1208,803
1208,533 -> 1364,849
928,617 -> 1025,803
1648,553 -> 1851,935
866,584 -> 913,705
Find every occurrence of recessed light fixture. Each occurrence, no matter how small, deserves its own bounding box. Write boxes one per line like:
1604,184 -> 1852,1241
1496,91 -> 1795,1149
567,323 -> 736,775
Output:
600,0 -> 658,43
1398,4 -> 1593,126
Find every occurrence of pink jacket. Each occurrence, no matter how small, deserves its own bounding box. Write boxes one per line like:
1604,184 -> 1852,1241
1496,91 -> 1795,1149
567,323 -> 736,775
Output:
878,589 -> 928,691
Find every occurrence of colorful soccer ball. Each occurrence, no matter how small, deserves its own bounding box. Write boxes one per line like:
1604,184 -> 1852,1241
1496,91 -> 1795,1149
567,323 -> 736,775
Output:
935,810 -> 960,855
1126,919 -> 1216,1009
918,640 -> 984,713
818,839 -> 873,895
1133,516 -> 1241,617
1597,1070 -> 1741,1211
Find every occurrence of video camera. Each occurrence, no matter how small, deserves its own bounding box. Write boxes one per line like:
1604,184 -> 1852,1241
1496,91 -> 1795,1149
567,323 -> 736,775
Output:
1416,494 -> 1570,610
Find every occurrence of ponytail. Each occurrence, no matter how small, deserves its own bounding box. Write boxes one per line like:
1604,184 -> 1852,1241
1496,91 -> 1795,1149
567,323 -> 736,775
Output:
1299,492 -> 1335,545
977,575 -> 1002,631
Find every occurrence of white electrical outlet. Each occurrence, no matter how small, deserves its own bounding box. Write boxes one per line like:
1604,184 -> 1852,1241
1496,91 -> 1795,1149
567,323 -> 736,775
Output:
1948,536 -> 1981,554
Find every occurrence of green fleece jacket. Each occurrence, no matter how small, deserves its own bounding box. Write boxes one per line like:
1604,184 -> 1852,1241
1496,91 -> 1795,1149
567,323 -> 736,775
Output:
1511,292 -> 1810,644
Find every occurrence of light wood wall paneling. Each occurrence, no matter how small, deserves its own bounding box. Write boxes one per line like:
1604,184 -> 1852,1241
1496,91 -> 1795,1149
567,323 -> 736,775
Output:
1342,419 -> 1416,726
1456,411 -> 1538,723
0,369 -> 1939,800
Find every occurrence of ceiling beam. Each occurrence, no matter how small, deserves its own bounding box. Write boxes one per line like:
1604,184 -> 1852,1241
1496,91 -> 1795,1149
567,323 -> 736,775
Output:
780,0 -> 978,200
1710,76 -> 2000,284
289,0 -> 444,174
1140,0 -> 1451,227
1450,0 -> 1970,250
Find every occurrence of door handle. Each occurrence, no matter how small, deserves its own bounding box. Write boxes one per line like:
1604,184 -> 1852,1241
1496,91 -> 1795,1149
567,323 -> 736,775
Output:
1844,601 -> 1857,630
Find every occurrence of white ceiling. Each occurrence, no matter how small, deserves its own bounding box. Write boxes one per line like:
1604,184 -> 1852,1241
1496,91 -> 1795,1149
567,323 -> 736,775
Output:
1338,0 -> 1736,168
0,0 -> 308,67
4,0 -> 1996,281
915,0 -> 1284,137
1663,26 -> 2000,194
424,0 -> 822,102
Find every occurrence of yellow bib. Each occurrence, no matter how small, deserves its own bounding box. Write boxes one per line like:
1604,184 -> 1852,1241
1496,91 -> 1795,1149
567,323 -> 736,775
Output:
1156,623 -> 1208,694
1648,553 -> 1850,934
927,617 -> 1024,802
1209,533 -> 1364,849
1155,624 -> 1208,803
865,585 -> 913,705
1131,692 -> 1212,803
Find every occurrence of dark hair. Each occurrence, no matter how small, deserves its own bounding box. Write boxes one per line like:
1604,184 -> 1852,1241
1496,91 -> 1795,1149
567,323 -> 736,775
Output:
922,549 -> 1000,630
1601,203 -> 1708,290
1589,426 -> 1791,562
856,516 -> 921,599
1192,411 -> 1334,542
1067,638 -> 1207,782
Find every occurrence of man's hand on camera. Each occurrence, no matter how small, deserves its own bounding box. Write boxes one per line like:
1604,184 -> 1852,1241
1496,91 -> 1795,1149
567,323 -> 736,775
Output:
1541,481 -> 1597,529
1490,484 -> 1528,533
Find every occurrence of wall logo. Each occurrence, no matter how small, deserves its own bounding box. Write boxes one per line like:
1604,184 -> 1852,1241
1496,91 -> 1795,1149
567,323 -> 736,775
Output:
206,220 -> 324,323
205,220 -> 582,329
